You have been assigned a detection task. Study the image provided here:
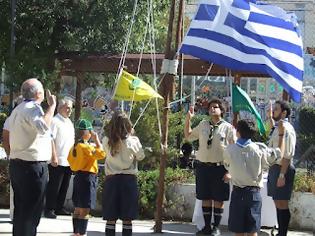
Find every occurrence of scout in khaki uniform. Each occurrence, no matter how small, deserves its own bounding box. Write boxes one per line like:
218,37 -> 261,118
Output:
185,98 -> 236,236
267,101 -> 296,236
68,119 -> 106,236
102,111 -> 145,236
223,119 -> 283,236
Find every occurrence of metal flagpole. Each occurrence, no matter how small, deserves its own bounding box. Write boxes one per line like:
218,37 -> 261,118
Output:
229,71 -> 233,123
191,76 -> 196,106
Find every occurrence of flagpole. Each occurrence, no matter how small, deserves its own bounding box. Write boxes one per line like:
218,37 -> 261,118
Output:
191,76 -> 196,106
154,0 -> 179,233
232,74 -> 241,127
229,71 -> 233,123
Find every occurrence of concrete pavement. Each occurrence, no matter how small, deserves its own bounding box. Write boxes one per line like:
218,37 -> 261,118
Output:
0,209 -> 312,236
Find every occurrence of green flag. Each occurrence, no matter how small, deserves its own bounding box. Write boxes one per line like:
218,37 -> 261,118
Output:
232,84 -> 266,135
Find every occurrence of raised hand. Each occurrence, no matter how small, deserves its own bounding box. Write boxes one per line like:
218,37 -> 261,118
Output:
186,106 -> 195,120
46,89 -> 56,107
90,130 -> 98,141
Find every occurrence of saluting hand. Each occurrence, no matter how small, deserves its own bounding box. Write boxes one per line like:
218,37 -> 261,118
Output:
46,89 -> 56,107
186,106 -> 195,120
90,130 -> 102,148
90,130 -> 98,141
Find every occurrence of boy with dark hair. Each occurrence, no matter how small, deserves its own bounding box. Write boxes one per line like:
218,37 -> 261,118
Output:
267,100 -> 296,236
223,119 -> 284,236
185,98 -> 236,235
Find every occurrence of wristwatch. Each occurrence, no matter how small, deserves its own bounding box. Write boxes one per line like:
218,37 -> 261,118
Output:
279,173 -> 285,179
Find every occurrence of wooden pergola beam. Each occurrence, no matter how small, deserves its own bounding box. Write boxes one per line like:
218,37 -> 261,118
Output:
56,52 -> 269,77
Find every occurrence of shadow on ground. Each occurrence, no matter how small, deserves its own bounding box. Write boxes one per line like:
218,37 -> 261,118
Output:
88,222 -> 197,235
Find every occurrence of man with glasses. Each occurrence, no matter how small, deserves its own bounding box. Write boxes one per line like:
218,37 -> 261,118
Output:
45,97 -> 75,218
267,100 -> 296,236
185,98 -> 236,236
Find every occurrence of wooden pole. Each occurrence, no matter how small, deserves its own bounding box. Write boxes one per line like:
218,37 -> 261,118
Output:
74,72 -> 84,123
175,0 -> 184,110
154,0 -> 178,233
282,90 -> 289,101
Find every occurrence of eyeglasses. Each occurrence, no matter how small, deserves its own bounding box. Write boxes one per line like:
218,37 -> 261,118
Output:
209,105 -> 220,109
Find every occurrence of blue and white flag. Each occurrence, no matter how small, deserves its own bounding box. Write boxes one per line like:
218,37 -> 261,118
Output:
180,0 -> 304,102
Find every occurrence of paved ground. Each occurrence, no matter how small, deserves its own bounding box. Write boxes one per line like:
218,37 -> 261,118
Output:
0,209 -> 313,236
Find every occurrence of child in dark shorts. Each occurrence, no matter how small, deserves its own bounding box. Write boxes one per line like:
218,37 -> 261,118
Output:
102,111 -> 145,236
223,120 -> 283,236
68,119 -> 106,236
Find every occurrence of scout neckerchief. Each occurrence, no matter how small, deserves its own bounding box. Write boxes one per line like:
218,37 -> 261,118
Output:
236,138 -> 252,148
207,119 -> 224,148
236,138 -> 252,167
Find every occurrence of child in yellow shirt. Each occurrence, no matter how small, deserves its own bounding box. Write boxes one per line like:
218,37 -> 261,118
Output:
68,119 -> 106,236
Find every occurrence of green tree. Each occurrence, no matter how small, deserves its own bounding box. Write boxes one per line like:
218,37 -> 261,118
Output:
129,100 -> 199,169
0,0 -> 170,92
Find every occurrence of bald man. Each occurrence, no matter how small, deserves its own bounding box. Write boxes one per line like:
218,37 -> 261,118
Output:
8,78 -> 56,236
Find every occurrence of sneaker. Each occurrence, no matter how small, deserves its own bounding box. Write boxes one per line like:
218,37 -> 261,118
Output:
211,226 -> 221,236
55,208 -> 71,216
44,210 -> 57,219
196,227 -> 212,235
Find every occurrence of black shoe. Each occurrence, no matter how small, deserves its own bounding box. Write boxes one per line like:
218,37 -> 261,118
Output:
211,226 -> 221,236
55,208 -> 71,216
44,210 -> 57,219
196,227 -> 212,235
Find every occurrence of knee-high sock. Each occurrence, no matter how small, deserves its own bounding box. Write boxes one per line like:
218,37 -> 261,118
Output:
202,206 -> 212,229
72,217 -> 80,234
77,218 -> 88,235
105,222 -> 116,236
278,209 -> 291,236
213,208 -> 224,227
122,222 -> 132,236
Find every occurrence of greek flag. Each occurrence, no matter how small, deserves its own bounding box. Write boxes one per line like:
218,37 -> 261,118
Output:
180,0 -> 304,102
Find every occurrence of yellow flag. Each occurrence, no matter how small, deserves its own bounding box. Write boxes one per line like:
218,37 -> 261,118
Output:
113,70 -> 163,101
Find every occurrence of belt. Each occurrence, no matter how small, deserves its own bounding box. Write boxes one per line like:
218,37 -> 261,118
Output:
233,186 -> 260,191
199,161 -> 224,166
10,159 -> 47,164
75,170 -> 97,175
105,174 -> 136,180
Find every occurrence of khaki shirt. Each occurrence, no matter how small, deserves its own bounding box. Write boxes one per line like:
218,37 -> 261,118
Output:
9,101 -> 52,162
223,142 -> 281,188
102,135 -> 145,175
187,119 -> 236,163
268,120 -> 296,165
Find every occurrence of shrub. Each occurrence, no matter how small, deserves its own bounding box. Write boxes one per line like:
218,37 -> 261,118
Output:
293,171 -> 315,193
296,106 -> 315,163
0,113 -> 7,139
137,167 -> 194,218
0,160 -> 10,207
129,102 -> 186,170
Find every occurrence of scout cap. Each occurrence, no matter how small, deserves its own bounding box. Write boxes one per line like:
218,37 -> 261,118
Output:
75,119 -> 93,130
